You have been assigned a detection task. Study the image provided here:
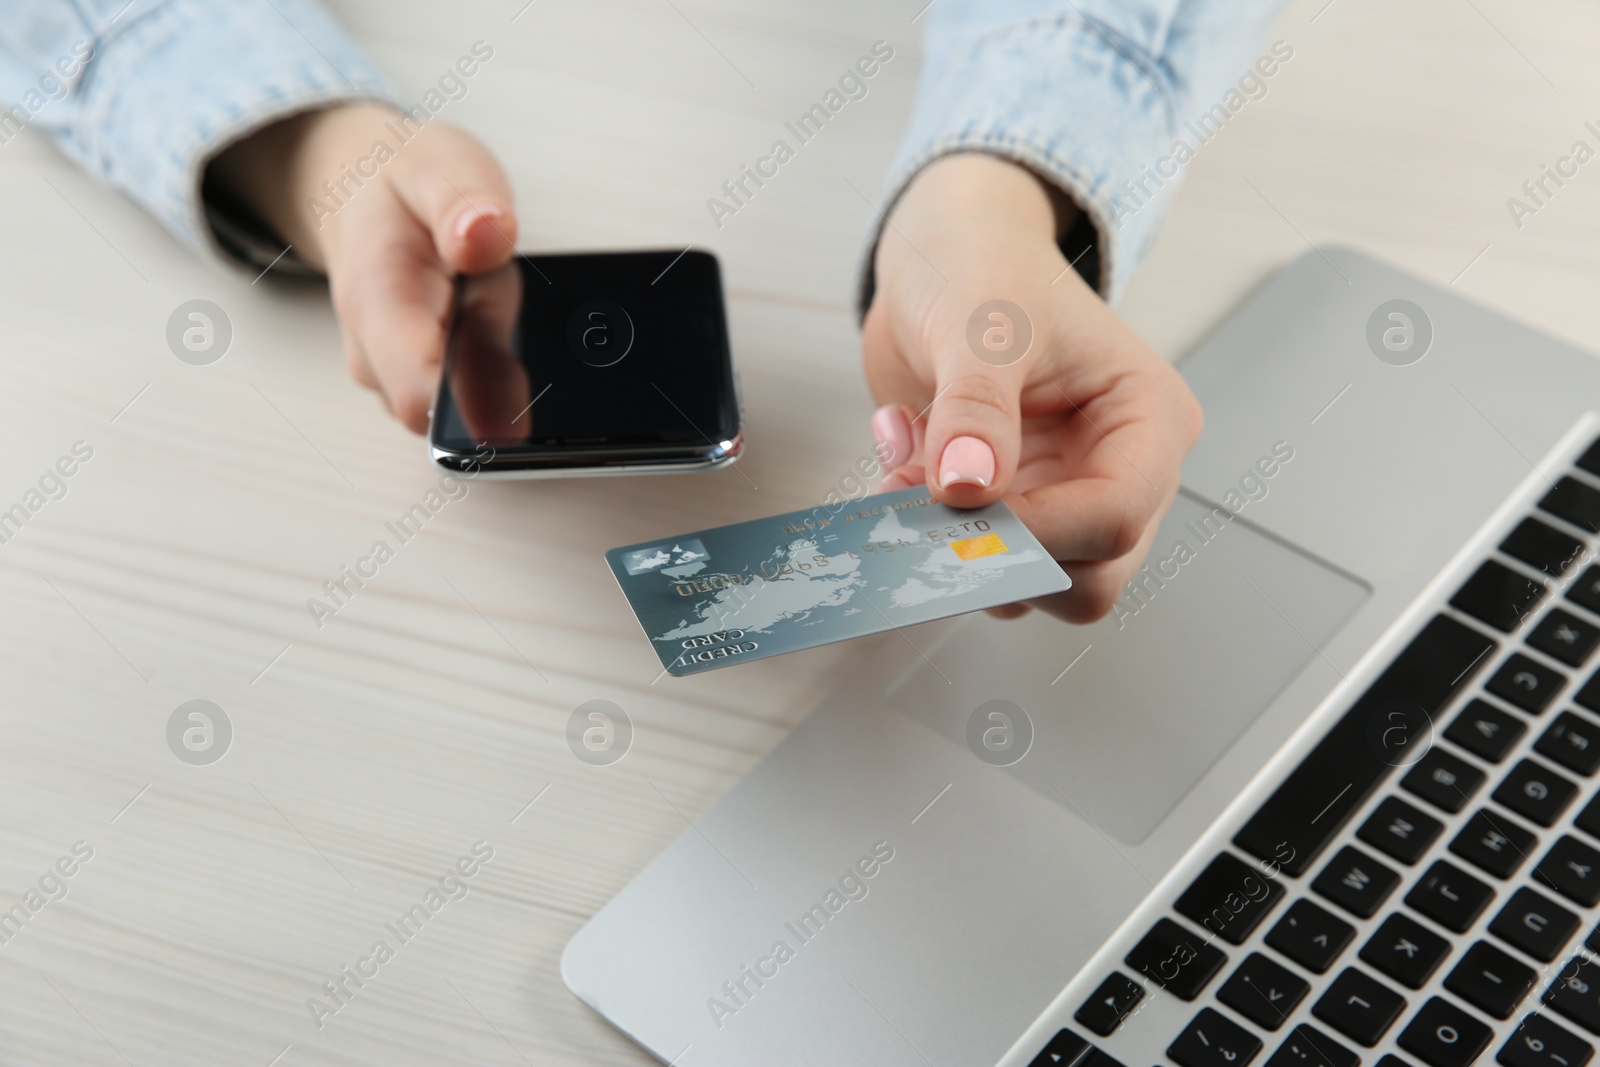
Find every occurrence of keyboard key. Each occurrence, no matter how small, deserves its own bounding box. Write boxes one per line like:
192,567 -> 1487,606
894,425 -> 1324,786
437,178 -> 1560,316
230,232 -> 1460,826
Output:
1218,953 -> 1310,1032
1124,918 -> 1226,1000
1407,860 -> 1496,932
1381,1057 -> 1420,1067
1489,886 -> 1579,962
1360,912 -> 1451,989
1403,748 -> 1487,813
1029,1028 -> 1093,1067
1446,699 -> 1528,763
1266,899 -> 1355,975
1488,654 -> 1568,714
1234,616 -> 1496,876
1576,670 -> 1600,715
1531,611 -> 1600,668
1449,808 -> 1539,879
1579,439 -> 1600,478
1313,846 -> 1401,918
1444,940 -> 1537,1019
1453,560 -> 1548,632
1498,1013 -> 1594,1067
1398,996 -> 1494,1067
1542,477 -> 1600,535
1569,567 -> 1600,618
1537,836 -> 1600,907
1503,519 -> 1587,578
1074,972 -> 1143,1037
1169,1007 -> 1264,1067
1313,967 -> 1407,1046
1264,1025 -> 1359,1067
1493,759 -> 1579,826
1537,712 -> 1600,776
1545,957 -> 1600,1035
1175,853 -> 1286,945
1360,796 -> 1446,865
1577,793 -> 1600,842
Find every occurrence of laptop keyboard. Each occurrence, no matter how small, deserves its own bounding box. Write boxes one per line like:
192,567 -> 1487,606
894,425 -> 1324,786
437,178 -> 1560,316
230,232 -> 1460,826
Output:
1027,433 -> 1600,1067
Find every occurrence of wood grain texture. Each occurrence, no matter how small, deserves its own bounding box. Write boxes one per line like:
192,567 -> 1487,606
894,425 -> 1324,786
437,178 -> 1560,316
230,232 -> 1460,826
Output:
1,0 -> 1597,1063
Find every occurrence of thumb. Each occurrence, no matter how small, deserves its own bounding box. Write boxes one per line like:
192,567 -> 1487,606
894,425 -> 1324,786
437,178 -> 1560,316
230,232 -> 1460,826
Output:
391,126 -> 519,275
922,339 -> 1023,508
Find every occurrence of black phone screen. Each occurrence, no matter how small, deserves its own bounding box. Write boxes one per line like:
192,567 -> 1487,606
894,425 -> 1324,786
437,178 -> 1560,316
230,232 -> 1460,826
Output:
432,250 -> 739,455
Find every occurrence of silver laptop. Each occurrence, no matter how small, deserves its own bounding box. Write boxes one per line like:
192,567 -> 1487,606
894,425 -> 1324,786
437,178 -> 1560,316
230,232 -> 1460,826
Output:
562,246 -> 1600,1067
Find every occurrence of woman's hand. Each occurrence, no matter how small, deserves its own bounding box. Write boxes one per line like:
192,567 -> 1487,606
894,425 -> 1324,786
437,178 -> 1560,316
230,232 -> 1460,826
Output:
862,153 -> 1202,622
210,102 -> 518,432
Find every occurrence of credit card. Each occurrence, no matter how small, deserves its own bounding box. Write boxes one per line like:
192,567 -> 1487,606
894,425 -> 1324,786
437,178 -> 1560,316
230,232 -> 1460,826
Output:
606,487 -> 1071,676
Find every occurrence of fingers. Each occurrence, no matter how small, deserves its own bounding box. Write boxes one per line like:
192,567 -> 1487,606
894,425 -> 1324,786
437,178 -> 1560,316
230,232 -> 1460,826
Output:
870,404 -> 922,472
449,262 -> 531,443
864,294 -> 1026,509
320,122 -> 520,435
388,124 -> 519,276
877,462 -> 925,494
920,337 -> 1023,510
333,297 -> 380,394
351,262 -> 454,433
329,191 -> 455,433
1014,368 -> 1198,563
1030,495 -> 1170,623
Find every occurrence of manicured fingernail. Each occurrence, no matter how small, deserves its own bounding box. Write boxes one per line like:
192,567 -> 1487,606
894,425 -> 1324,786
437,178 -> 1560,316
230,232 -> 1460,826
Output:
938,436 -> 995,490
870,405 -> 914,468
453,205 -> 503,241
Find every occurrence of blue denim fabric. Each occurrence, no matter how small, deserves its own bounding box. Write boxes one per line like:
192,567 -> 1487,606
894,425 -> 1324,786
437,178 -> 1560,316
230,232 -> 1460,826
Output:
0,0 -> 398,266
2,0 -> 1289,292
874,0 -> 1291,302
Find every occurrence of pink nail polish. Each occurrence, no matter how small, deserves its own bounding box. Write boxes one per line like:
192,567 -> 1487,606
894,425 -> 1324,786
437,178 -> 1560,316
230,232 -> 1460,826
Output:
870,405 -> 914,468
938,436 -> 996,490
453,205 -> 503,241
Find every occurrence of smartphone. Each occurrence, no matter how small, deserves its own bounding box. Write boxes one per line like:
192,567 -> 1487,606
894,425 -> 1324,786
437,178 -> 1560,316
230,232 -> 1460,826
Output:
430,249 -> 743,477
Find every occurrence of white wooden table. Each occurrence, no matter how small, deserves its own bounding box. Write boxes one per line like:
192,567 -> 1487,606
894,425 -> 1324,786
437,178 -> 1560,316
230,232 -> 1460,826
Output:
2,0 -> 1597,1063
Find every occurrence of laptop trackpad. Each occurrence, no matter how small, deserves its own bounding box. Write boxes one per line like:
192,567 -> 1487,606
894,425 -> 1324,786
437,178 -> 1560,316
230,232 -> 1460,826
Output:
887,488 -> 1369,844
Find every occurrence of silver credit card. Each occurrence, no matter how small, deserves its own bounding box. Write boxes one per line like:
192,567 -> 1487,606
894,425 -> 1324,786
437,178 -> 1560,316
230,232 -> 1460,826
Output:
606,487 -> 1072,676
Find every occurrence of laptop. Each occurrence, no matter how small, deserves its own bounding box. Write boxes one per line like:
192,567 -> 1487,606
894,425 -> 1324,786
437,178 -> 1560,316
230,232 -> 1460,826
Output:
561,246 -> 1600,1067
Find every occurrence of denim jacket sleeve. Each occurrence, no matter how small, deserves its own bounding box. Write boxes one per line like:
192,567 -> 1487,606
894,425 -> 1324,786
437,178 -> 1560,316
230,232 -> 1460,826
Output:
863,0 -> 1291,310
0,0 -> 401,271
